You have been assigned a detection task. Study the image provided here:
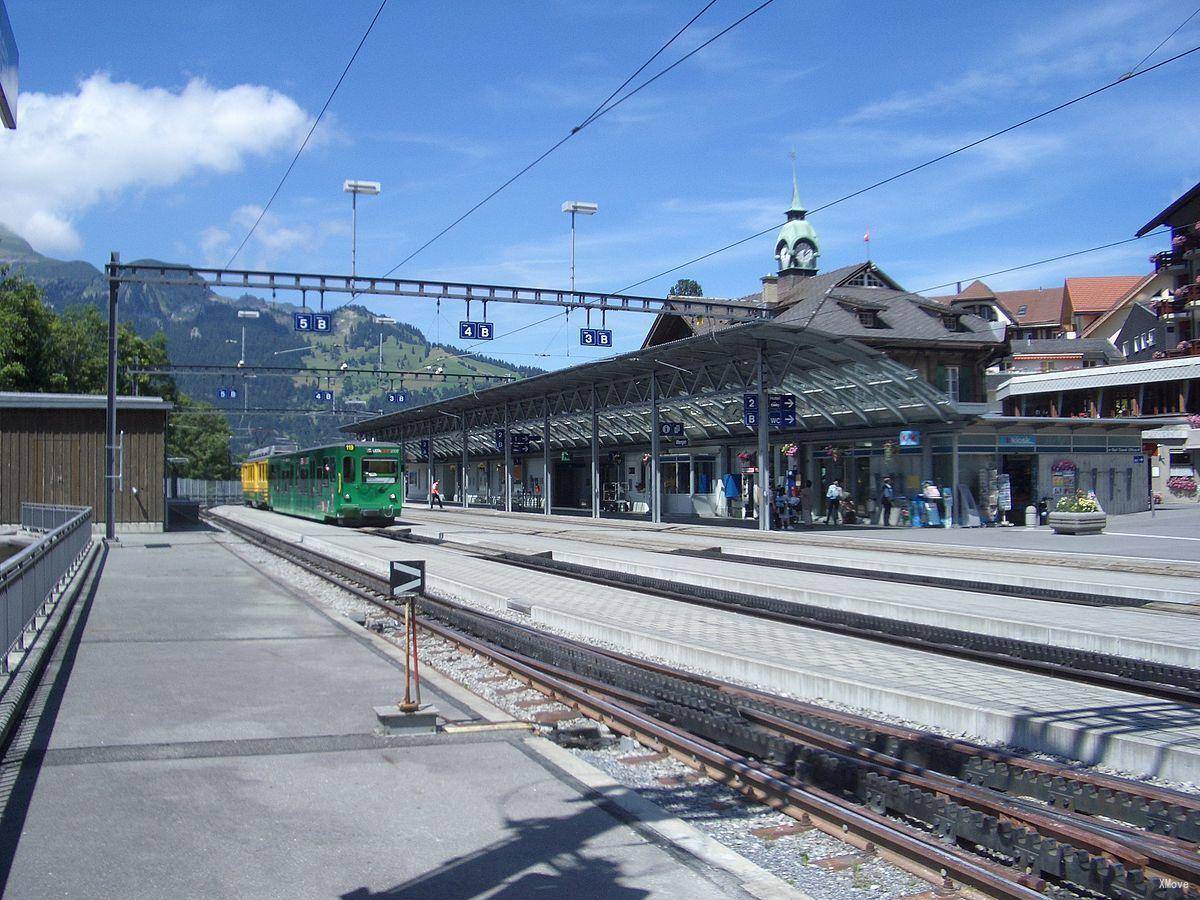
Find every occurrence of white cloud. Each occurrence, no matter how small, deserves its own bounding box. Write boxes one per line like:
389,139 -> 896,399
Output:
199,205 -> 348,268
0,73 -> 311,253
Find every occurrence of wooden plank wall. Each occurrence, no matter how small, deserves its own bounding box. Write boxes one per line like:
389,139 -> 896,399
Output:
0,408 -> 167,525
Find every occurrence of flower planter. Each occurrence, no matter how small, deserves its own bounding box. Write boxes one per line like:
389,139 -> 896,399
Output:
1047,511 -> 1107,535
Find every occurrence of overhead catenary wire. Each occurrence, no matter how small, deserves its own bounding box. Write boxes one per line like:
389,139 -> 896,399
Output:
1123,4 -> 1200,77
915,229 -> 1170,295
224,0 -> 390,269
612,42 -> 1200,295
382,0 -> 777,277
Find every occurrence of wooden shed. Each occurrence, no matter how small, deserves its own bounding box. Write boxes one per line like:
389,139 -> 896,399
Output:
0,392 -> 172,531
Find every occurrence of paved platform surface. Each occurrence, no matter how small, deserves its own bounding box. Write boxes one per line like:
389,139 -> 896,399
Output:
436,530 -> 1200,667
0,530 -> 746,898
215,506 -> 1200,783
404,501 -> 1200,568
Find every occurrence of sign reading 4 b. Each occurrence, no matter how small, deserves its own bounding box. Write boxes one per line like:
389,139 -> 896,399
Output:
579,328 -> 613,347
313,389 -> 334,402
459,321 -> 494,340
294,312 -> 332,333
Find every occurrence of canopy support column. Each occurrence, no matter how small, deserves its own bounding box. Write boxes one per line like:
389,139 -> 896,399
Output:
757,343 -> 770,531
951,432 -> 961,528
543,409 -> 552,516
426,433 -> 434,506
461,422 -> 469,508
503,404 -> 512,513
590,386 -> 600,519
650,377 -> 661,524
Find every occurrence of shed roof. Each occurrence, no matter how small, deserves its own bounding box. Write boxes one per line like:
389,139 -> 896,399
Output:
1137,180 -> 1200,236
345,321 -> 960,457
995,356 -> 1200,398
0,392 -> 173,411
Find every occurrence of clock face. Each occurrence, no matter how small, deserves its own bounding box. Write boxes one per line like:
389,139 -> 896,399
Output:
794,240 -> 816,268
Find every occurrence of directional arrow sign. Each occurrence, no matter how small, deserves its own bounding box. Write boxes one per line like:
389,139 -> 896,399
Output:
390,560 -> 425,596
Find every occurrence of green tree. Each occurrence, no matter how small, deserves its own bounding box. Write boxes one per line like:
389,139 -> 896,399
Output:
669,278 -> 703,297
166,397 -> 238,479
0,265 -> 61,390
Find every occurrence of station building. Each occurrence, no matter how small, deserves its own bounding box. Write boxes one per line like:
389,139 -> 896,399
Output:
345,185 -> 1145,525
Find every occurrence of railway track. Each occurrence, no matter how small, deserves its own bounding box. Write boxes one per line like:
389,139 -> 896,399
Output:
376,527 -> 1200,706
207,510 -> 1200,900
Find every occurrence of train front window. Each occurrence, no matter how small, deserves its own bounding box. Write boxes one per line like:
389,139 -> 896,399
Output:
363,458 -> 398,483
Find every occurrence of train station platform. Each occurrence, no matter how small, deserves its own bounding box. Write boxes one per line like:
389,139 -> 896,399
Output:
0,529 -> 766,898
214,506 -> 1200,783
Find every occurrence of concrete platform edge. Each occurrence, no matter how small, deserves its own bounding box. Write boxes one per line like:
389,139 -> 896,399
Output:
521,736 -> 810,900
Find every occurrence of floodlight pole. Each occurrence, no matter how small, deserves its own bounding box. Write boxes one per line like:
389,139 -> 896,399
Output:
105,252 -> 119,542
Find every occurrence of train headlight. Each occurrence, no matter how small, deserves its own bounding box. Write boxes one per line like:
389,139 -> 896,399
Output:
343,493 -> 351,500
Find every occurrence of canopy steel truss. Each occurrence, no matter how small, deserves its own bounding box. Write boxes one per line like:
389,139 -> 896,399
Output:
123,363 -> 513,384
106,258 -> 766,320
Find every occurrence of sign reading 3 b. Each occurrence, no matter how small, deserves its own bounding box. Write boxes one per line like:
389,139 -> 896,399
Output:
579,328 -> 613,347
294,312 -> 332,333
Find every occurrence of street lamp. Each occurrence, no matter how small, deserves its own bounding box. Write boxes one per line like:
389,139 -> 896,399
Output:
373,315 -> 396,371
561,201 -> 598,295
235,309 -> 260,367
343,180 -> 381,279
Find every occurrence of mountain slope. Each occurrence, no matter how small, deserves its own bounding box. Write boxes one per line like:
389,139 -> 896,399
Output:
0,226 -> 541,453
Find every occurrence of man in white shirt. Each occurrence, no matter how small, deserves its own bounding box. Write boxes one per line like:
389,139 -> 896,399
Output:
824,480 -> 842,525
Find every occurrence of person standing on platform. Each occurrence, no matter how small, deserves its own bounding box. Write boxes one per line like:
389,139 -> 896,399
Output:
800,479 -> 814,524
825,479 -> 842,525
429,479 -> 445,509
879,475 -> 895,526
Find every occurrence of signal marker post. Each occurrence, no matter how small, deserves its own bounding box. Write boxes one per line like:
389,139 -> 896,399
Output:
374,560 -> 439,733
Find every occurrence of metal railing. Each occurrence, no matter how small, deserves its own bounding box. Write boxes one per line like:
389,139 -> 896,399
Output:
20,502 -> 90,534
2,505 -> 93,671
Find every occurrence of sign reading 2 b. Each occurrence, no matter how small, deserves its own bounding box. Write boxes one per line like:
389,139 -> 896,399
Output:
579,328 -> 612,347
294,312 -> 332,333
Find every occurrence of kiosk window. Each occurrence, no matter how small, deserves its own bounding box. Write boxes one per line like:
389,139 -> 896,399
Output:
343,456 -> 356,483
363,458 -> 398,483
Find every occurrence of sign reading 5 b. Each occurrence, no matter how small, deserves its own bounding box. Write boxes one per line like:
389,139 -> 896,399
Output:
294,312 -> 332,333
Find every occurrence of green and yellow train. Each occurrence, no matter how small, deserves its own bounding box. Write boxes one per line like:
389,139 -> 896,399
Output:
241,442 -> 404,525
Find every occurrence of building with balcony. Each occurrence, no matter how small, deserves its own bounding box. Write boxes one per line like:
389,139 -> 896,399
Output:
1137,179 -> 1200,354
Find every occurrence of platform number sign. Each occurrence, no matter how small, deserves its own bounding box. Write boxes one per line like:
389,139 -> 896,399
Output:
313,389 -> 334,402
743,393 -> 796,428
494,429 -> 505,452
580,328 -> 613,347
294,312 -> 332,333
658,422 -> 684,438
216,387 -> 239,400
387,391 -> 408,404
459,321 -> 494,340
419,439 -> 430,458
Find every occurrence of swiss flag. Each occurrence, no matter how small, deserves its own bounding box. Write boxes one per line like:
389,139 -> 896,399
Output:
863,228 -> 871,242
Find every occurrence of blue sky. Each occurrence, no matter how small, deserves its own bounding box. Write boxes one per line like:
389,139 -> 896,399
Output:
2,0 -> 1198,368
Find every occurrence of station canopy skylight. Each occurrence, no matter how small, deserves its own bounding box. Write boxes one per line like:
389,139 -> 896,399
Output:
344,322 -> 958,458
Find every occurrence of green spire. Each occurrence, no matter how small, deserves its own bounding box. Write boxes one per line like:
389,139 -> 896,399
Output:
788,151 -> 805,215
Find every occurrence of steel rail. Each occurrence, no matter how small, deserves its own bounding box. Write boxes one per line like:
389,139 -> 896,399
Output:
204,511 -> 1200,898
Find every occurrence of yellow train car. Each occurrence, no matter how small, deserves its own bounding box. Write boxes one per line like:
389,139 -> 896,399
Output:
240,446 -> 273,508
